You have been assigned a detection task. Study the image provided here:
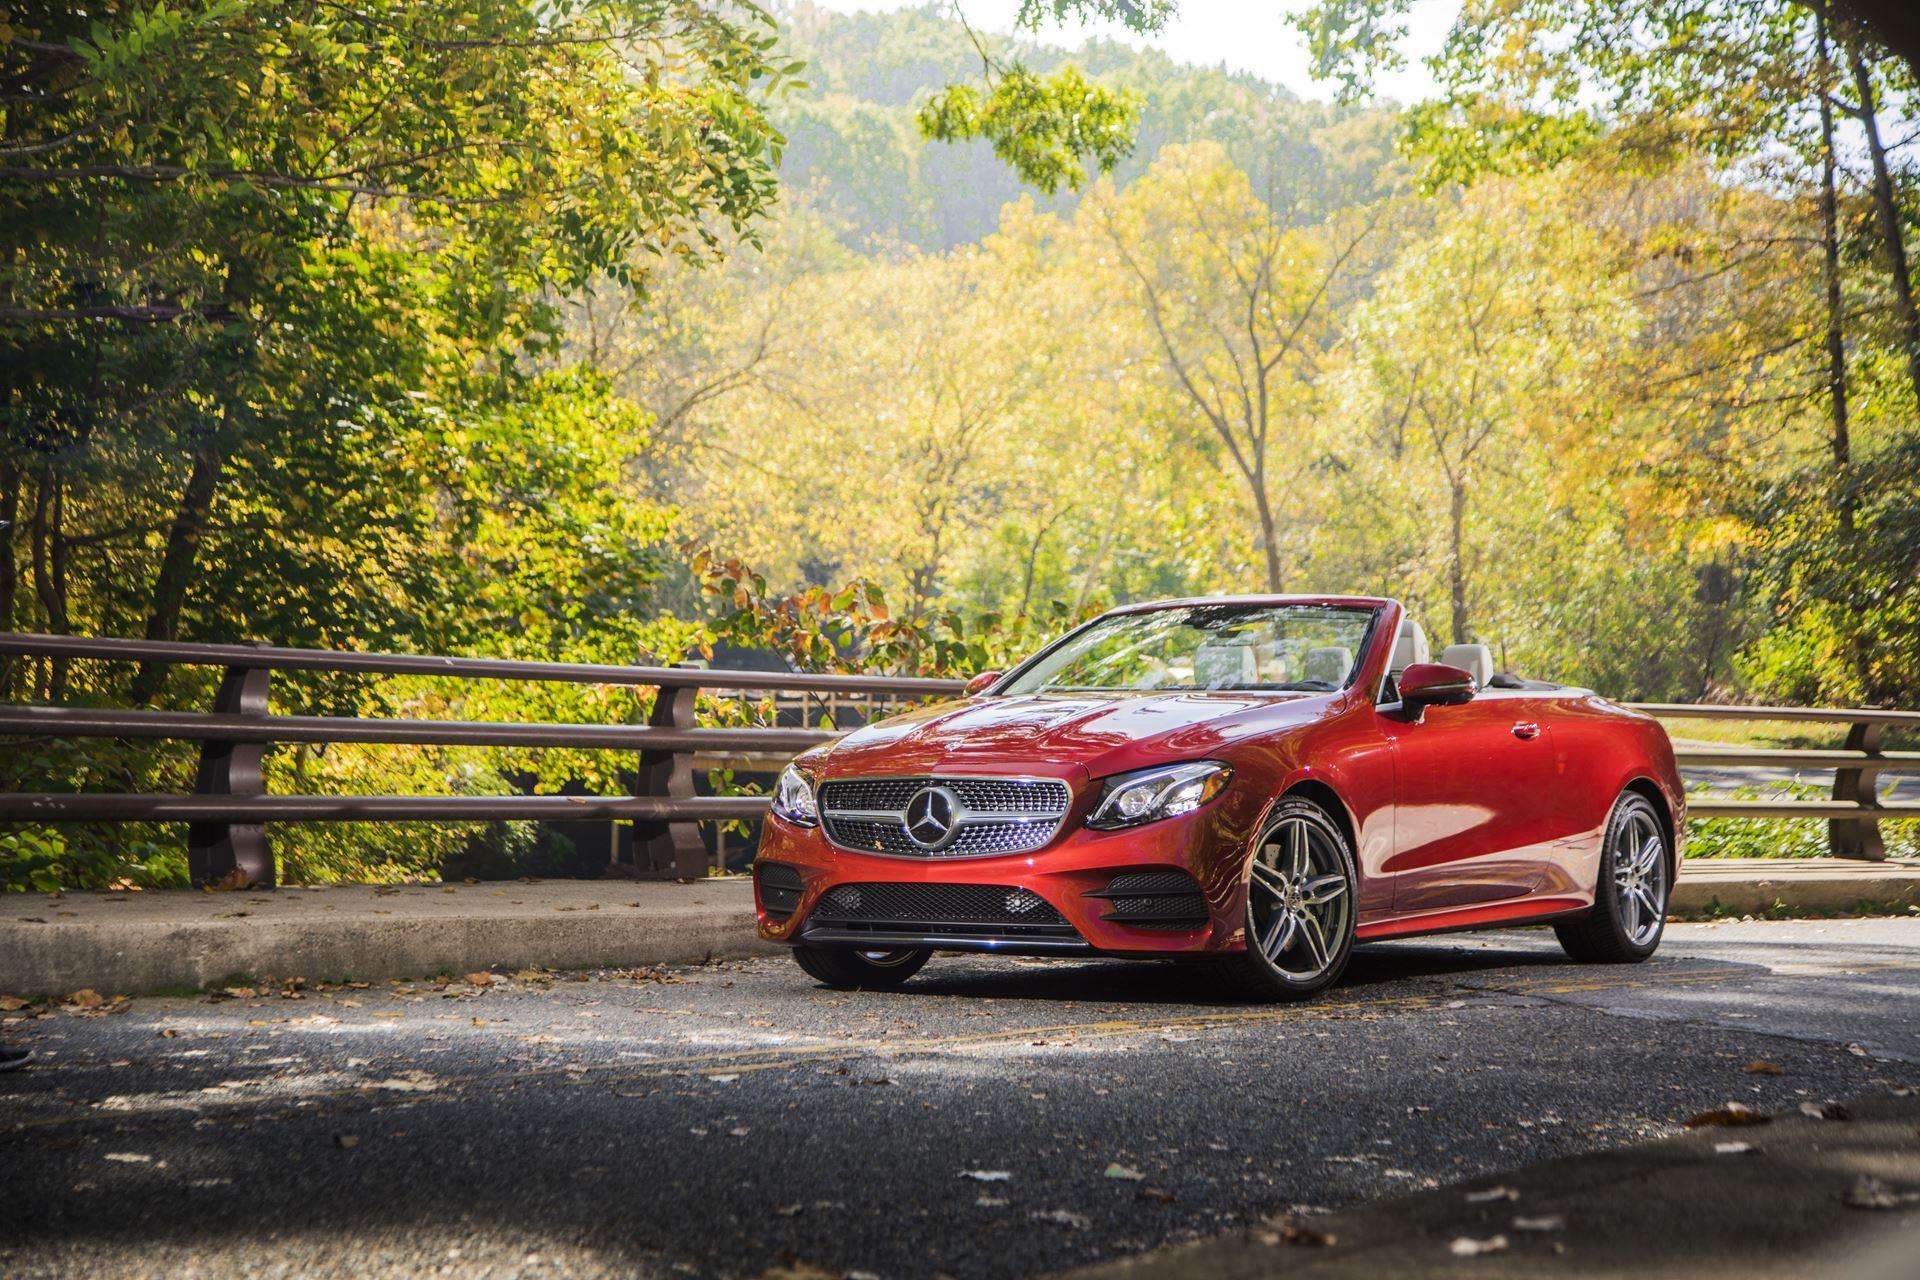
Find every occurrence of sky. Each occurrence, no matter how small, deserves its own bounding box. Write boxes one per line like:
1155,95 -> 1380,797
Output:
806,0 -> 1464,103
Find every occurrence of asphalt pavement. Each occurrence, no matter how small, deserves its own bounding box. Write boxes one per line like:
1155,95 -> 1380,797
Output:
3,919 -> 1919,1279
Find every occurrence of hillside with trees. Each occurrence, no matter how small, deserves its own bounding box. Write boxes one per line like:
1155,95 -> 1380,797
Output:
3,0 -> 1916,886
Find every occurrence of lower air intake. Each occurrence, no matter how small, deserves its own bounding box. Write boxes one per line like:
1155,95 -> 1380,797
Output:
809,883 -> 1075,937
1089,869 -> 1209,930
756,862 -> 804,920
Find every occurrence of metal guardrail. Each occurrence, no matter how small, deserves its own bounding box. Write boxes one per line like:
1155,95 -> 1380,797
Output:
0,632 -> 960,886
0,632 -> 1912,887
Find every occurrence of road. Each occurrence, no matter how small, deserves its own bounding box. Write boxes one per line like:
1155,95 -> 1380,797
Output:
3,919 -> 1918,1279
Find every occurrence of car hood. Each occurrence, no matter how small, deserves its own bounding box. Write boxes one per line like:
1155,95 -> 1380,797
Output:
808,691 -> 1337,781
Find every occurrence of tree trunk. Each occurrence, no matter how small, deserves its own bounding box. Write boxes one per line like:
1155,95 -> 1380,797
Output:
1821,14 -> 1855,538
1848,45 -> 1920,408
0,458 -> 16,699
1448,480 -> 1469,646
1253,483 -> 1283,593
131,442 -> 224,705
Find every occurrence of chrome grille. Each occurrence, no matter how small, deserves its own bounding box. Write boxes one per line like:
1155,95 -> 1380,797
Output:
817,776 -> 1071,858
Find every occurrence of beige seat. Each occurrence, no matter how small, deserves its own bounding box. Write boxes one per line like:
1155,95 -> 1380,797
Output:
1192,643 -> 1257,689
1439,643 -> 1495,688
1302,645 -> 1353,686
1390,617 -> 1430,676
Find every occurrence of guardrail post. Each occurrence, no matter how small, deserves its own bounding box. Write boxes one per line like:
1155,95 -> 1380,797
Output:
189,657 -> 275,888
632,678 -> 707,880
1830,721 -> 1887,861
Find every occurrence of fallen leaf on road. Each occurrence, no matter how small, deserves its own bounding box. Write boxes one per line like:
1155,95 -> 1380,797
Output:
755,1263 -> 838,1280
333,1134 -> 360,1149
1104,1163 -> 1145,1181
1798,1100 -> 1851,1121
0,996 -> 29,1011
1449,1235 -> 1509,1257
465,973 -> 496,987
65,989 -> 104,1009
976,1195 -> 1009,1207
1275,1221 -> 1337,1246
1465,1186 -> 1520,1203
1685,1102 -> 1771,1128
370,1012 -> 401,1019
960,1170 -> 1012,1182
1714,1141 -> 1756,1155
1030,1209 -> 1090,1230
1742,1060 -> 1784,1075
221,987 -> 257,1000
1844,1176 -> 1920,1209
1513,1215 -> 1565,1232
1136,1187 -> 1175,1204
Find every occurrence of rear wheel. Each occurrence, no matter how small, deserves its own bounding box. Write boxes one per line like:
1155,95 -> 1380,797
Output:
1209,797 -> 1357,1002
792,945 -> 931,991
1555,791 -> 1669,964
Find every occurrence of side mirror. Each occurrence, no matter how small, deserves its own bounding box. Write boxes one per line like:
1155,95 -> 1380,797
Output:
964,669 -> 1003,697
1398,662 -> 1476,717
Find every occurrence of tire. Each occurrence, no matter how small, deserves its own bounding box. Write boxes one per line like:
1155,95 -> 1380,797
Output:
792,945 -> 932,991
1208,797 -> 1358,1002
1555,790 -> 1669,964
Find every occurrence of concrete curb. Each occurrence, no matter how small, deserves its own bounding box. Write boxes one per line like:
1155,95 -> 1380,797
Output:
4,858 -> 1916,997
0,878 -> 777,996
1671,856 -> 1920,916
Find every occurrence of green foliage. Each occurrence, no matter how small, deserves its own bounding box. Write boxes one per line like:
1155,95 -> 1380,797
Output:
1685,782 -> 1920,860
917,64 -> 1139,195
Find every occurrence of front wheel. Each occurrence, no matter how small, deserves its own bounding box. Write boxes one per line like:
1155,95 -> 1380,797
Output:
792,945 -> 932,991
1209,797 -> 1357,1002
1555,790 -> 1669,964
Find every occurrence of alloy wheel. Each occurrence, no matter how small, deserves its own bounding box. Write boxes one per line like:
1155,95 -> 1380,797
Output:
1611,805 -> 1667,946
1247,815 -> 1353,980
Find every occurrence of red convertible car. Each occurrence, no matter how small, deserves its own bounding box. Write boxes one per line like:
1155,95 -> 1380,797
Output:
753,596 -> 1684,1000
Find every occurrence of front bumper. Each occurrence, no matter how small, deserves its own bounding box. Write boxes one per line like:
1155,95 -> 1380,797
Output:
753,803 -> 1250,956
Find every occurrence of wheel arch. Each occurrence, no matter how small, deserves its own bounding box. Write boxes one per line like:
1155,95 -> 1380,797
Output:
1277,777 -> 1359,860
1622,775 -> 1678,880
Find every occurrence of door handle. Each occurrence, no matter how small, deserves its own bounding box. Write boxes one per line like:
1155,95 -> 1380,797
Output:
1511,722 -> 1540,740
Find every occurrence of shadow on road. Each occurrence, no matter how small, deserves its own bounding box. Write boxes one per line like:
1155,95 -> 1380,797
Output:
885,935 -> 1612,1007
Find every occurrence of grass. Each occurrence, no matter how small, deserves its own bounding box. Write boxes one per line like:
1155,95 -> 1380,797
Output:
1683,773 -> 1920,859
1675,897 -> 1920,922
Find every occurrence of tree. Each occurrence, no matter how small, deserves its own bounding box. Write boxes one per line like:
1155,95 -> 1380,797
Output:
1340,179 -> 1637,645
1085,142 -> 1379,592
0,0 -> 791,699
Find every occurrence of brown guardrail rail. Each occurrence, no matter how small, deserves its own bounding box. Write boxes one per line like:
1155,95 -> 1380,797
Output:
0,631 -> 961,886
1628,702 -> 1920,860
0,631 -> 1911,887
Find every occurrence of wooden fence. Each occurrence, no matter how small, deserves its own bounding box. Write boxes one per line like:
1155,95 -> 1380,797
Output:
0,632 -> 1913,887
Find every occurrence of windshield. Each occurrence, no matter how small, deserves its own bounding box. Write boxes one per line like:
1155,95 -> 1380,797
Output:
999,604 -> 1379,695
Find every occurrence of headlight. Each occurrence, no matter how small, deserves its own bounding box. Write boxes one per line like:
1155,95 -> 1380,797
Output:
1087,761 -> 1232,829
771,764 -> 819,827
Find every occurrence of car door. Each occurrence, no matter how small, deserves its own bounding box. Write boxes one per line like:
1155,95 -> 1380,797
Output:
1377,688 -> 1563,914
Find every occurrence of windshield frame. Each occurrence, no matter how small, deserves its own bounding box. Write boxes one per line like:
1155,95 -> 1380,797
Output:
990,602 -> 1385,697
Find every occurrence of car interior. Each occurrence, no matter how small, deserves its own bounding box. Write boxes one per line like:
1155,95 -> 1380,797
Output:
1380,616 -> 1552,703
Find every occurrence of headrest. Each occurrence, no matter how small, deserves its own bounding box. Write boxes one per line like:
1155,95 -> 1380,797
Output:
1439,643 -> 1494,688
1192,643 -> 1257,689
1390,618 -> 1429,675
1301,646 -> 1352,686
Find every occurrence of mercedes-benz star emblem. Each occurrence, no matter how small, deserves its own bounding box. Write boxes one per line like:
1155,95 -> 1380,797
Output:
904,785 -> 961,850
